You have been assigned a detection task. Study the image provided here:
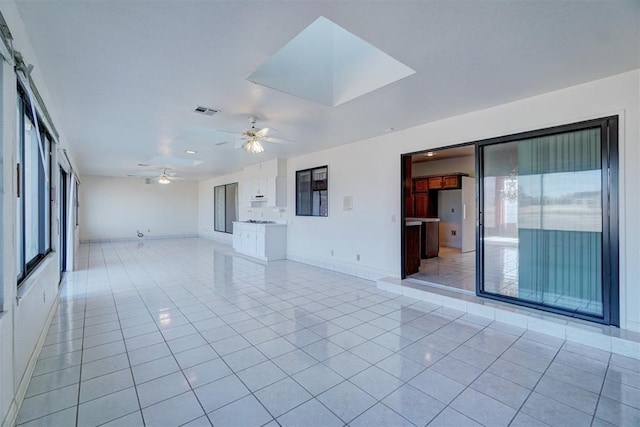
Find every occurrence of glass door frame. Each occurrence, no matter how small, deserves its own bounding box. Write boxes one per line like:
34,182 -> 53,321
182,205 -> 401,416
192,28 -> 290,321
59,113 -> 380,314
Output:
475,116 -> 619,326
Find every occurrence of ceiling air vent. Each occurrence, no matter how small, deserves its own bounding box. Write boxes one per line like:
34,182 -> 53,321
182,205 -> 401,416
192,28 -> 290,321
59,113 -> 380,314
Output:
193,106 -> 220,116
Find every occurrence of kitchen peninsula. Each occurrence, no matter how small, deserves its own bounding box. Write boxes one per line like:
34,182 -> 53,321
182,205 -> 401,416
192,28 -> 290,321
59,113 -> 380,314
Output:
405,217 -> 440,258
232,221 -> 287,261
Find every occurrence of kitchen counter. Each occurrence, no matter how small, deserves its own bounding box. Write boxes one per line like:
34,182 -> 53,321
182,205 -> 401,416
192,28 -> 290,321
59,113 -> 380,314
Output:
240,221 -> 287,226
232,221 -> 287,261
405,218 -> 439,259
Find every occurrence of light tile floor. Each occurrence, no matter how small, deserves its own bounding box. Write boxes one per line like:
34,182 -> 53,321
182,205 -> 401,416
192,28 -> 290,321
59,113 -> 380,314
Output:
17,238 -> 640,426
411,247 -> 476,292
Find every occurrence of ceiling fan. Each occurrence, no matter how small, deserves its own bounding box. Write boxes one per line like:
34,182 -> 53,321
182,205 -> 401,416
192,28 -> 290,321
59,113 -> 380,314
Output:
131,168 -> 183,184
226,116 -> 292,154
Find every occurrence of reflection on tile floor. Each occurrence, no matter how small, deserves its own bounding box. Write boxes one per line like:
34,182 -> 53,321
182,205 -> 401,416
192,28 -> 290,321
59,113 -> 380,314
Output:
411,244 -> 602,316
17,238 -> 639,426
410,247 -> 476,292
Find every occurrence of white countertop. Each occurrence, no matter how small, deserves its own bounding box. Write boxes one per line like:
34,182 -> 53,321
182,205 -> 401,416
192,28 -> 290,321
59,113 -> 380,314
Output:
405,217 -> 440,222
233,221 -> 287,227
406,221 -> 422,226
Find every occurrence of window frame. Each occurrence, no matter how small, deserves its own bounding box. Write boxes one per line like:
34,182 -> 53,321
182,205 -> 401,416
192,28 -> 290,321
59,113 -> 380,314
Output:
214,182 -> 238,234
295,165 -> 328,217
17,84 -> 53,285
475,116 -> 619,326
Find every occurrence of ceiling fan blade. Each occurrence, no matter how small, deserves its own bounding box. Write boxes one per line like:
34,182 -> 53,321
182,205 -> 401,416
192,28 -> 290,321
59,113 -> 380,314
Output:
255,128 -> 270,137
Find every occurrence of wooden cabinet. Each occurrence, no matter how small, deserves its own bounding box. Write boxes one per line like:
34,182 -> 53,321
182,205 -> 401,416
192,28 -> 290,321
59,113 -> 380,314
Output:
428,176 -> 443,189
413,173 -> 467,192
414,179 -> 429,192
405,195 -> 415,217
405,223 -> 421,275
443,175 -> 461,189
414,194 -> 429,217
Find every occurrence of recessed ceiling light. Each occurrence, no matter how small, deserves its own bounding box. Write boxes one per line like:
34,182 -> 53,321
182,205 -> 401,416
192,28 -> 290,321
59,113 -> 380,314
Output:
184,150 -> 197,154
426,152 -> 435,157
138,163 -> 149,167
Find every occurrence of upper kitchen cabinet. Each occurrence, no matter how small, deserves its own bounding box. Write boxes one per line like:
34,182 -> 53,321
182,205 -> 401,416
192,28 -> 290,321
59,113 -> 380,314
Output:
414,178 -> 429,192
413,173 -> 467,192
428,176 -> 443,189
245,176 -> 286,207
242,159 -> 287,208
442,175 -> 463,189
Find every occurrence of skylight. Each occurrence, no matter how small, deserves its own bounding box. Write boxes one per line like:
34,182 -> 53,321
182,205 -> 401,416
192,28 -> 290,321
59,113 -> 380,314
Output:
247,16 -> 415,107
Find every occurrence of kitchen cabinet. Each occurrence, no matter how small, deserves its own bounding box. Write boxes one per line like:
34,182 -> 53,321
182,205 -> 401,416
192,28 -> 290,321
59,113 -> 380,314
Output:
414,174 -> 467,192
406,218 -> 440,259
232,222 -> 287,261
442,175 -> 462,189
414,179 -> 429,192
251,178 -> 268,199
405,222 -> 421,275
414,194 -> 429,217
243,177 -> 286,207
428,176 -> 443,189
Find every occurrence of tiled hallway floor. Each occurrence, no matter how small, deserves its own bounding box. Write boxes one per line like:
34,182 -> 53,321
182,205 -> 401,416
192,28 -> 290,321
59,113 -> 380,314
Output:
17,239 -> 640,426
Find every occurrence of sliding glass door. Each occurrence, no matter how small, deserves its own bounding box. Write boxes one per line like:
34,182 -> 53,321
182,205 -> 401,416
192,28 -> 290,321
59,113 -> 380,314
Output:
478,117 -> 618,325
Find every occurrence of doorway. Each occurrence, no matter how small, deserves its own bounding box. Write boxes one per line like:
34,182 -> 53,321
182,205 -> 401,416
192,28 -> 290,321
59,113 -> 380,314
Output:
59,166 -> 67,281
477,117 -> 619,325
402,144 -> 477,293
401,116 -> 619,325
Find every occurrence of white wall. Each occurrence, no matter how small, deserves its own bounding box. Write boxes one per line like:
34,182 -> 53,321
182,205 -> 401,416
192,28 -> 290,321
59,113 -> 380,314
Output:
79,176 -> 198,241
199,70 -> 640,332
0,2 -> 76,426
412,155 -> 476,178
198,171 -> 244,244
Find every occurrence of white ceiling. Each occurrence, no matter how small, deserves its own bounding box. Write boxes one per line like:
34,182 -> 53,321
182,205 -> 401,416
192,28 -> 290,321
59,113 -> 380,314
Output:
14,0 -> 640,181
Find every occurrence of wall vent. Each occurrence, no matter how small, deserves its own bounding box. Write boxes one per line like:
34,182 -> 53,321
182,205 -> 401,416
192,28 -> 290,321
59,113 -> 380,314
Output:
193,106 -> 220,116
144,178 -> 152,184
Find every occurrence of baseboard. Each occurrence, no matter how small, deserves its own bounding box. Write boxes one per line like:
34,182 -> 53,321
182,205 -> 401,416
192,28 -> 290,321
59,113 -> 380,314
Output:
286,251 -> 396,281
2,290 -> 61,427
80,233 -> 199,243
377,277 -> 640,360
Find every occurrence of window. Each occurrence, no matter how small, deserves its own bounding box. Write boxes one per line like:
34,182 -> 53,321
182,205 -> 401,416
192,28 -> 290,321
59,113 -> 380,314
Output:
478,117 -> 619,325
214,183 -> 238,233
296,166 -> 328,216
16,86 -> 53,284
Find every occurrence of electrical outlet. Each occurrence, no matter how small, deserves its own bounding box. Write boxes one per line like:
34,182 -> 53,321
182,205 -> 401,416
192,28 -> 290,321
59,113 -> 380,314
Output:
391,215 -> 396,223
43,291 -> 46,303
356,254 -> 360,261
451,230 -> 457,236
451,208 -> 455,213
331,250 -> 334,256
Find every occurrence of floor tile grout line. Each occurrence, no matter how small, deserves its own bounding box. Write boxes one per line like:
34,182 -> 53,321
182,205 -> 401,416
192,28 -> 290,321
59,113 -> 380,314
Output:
19,238 -> 627,427
589,351 -> 613,427
73,241 -> 91,427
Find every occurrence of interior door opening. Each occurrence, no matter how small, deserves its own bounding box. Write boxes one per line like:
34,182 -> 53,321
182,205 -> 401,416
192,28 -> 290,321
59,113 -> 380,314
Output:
400,116 -> 619,326
401,144 -> 477,293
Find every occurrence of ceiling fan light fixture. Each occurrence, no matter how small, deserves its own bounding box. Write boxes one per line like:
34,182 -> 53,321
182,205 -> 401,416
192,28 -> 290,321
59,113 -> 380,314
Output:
242,139 -> 264,154
158,175 -> 171,184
